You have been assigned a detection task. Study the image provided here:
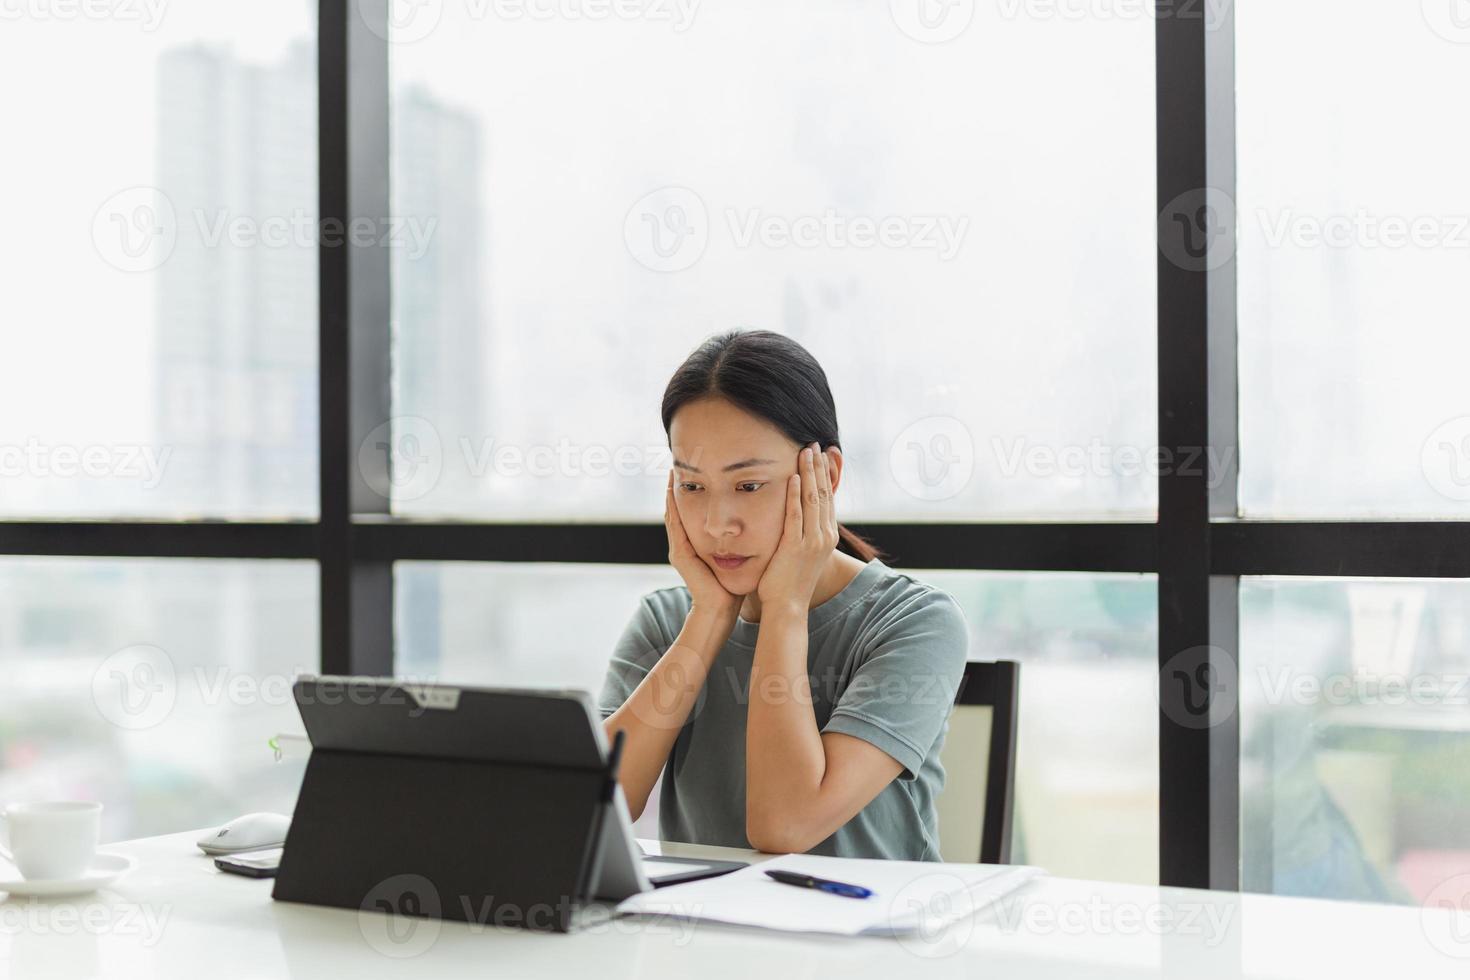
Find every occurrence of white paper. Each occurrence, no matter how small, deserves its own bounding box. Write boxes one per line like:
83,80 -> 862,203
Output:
615,852 -> 1043,936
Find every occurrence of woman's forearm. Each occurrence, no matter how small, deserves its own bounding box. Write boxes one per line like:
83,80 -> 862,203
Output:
603,604 -> 736,820
744,602 -> 827,846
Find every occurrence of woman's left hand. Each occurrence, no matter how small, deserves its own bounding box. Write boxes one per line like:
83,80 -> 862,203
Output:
756,442 -> 840,608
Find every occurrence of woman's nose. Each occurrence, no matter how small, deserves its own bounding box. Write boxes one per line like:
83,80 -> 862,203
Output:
704,498 -> 741,536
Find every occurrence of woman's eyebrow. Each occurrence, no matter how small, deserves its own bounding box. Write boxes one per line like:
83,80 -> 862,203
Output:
673,457 -> 778,474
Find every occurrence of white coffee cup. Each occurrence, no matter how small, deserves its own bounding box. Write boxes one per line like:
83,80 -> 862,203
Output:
0,801 -> 103,881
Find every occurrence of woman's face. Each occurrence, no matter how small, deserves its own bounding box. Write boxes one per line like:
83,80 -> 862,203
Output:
669,396 -> 837,596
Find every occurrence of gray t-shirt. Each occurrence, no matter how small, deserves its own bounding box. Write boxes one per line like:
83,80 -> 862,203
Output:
597,558 -> 968,861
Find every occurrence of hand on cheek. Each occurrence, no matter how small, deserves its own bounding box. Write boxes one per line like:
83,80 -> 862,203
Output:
665,468 -> 741,617
755,443 -> 839,607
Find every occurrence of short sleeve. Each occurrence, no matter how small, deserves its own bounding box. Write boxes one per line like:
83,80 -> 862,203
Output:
596,595 -> 668,720
821,589 -> 969,781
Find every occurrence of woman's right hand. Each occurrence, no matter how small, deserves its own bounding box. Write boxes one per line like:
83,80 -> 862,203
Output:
665,468 -> 742,620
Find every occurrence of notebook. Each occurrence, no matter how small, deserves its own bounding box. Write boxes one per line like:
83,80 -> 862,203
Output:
614,852 -> 1043,937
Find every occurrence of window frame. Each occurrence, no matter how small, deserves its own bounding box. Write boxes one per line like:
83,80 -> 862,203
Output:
2,0 -> 1467,891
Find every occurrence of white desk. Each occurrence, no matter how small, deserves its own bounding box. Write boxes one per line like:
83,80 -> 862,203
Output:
1,830 -> 1465,978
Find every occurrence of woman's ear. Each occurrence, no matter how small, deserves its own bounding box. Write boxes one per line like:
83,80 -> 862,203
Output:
824,445 -> 844,495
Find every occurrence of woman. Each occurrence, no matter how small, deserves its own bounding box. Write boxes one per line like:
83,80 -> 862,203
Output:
599,329 -> 969,860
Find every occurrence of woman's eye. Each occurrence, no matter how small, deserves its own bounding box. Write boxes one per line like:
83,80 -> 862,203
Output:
677,482 -> 762,493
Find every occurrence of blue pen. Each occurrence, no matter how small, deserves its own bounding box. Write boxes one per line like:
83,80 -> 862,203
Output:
764,869 -> 873,899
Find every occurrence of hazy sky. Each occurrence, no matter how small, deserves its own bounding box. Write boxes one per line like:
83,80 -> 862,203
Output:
0,2 -> 315,455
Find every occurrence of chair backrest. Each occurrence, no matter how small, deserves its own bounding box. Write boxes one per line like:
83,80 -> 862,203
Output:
936,660 -> 1019,865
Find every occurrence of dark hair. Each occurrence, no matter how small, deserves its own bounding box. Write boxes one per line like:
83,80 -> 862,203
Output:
661,329 -> 885,563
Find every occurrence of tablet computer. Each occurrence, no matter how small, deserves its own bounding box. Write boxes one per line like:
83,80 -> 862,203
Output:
282,676 -> 744,908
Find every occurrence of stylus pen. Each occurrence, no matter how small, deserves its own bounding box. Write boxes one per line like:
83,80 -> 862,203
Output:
764,869 -> 873,899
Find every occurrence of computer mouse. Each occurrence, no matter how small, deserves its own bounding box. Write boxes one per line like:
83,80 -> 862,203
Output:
197,812 -> 292,856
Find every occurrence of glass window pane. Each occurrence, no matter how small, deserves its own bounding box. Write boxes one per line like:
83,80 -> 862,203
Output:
1241,578 -> 1470,904
0,5 -> 318,518
395,561 -> 682,839
1236,3 -> 1470,518
388,5 -> 1156,520
398,562 -> 1158,883
395,561 -> 682,693
0,559 -> 318,841
925,570 -> 1158,884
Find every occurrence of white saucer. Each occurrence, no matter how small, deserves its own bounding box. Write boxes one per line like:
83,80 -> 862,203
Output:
0,853 -> 138,898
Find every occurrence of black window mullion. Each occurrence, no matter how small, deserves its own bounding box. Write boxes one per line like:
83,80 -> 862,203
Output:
353,521 -> 1159,572
1156,0 -> 1241,891
0,522 -> 315,559
320,0 -> 393,677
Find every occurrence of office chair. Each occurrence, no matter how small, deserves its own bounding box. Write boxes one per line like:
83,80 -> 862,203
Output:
935,659 -> 1020,865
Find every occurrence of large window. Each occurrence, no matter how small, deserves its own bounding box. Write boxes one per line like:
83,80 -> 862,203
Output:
0,559 -> 315,841
388,2 -> 1157,520
4,3 -> 1467,905
398,563 -> 1158,883
0,4 -> 318,519
925,571 -> 1159,884
1224,1 -> 1470,904
1240,578 -> 1470,904
1236,1 -> 1470,518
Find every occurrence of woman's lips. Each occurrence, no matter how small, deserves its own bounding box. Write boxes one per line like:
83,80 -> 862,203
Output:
712,555 -> 750,570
